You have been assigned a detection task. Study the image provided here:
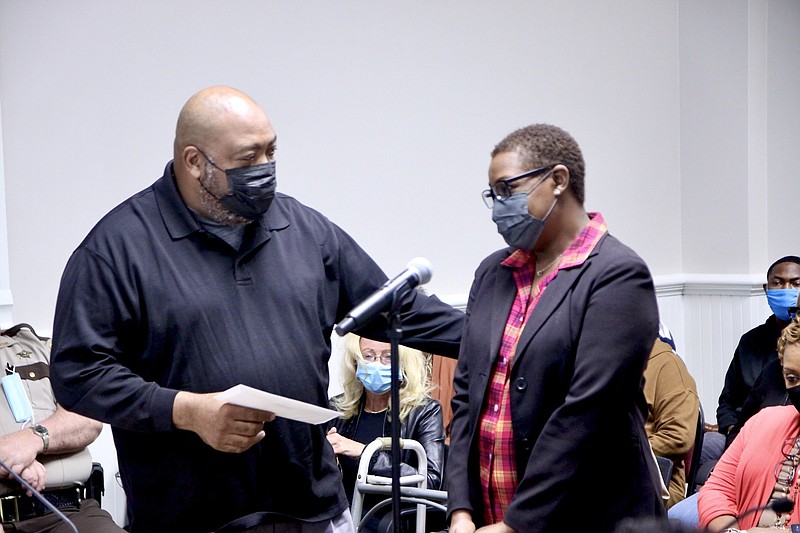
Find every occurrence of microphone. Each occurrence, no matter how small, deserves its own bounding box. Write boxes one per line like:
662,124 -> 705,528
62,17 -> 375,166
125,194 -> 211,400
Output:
0,456 -> 78,533
335,257 -> 433,336
717,497 -> 794,531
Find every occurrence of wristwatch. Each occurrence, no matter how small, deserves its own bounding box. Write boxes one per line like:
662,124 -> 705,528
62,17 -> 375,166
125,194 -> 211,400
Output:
31,424 -> 49,452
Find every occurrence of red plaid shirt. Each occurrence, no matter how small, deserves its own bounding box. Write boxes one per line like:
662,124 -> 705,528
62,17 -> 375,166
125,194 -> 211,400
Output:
477,212 -> 608,524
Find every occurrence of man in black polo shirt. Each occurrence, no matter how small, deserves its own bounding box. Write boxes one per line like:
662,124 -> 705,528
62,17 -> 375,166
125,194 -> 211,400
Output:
50,86 -> 463,533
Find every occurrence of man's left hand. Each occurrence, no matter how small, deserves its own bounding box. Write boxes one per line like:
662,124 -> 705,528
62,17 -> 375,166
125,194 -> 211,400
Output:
18,459 -> 47,495
0,430 -> 42,478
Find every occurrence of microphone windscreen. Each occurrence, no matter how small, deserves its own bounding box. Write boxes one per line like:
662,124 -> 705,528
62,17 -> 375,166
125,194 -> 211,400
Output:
770,497 -> 794,514
407,257 -> 433,284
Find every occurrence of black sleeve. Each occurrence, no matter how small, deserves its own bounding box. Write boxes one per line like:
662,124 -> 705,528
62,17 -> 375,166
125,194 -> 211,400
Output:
726,358 -> 786,449
716,342 -> 746,432
329,222 -> 464,358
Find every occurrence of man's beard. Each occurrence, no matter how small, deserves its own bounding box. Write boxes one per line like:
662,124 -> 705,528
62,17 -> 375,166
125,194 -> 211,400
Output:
198,164 -> 250,227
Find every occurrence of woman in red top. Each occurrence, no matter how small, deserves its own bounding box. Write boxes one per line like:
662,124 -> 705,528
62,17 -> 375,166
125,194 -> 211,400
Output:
699,316 -> 800,531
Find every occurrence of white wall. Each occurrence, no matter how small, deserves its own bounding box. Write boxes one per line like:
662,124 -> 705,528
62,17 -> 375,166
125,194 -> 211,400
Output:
0,0 -> 689,329
1,0 -> 799,525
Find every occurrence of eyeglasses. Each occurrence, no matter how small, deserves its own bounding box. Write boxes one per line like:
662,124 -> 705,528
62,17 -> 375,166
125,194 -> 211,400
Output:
774,455 -> 799,488
782,437 -> 800,460
774,438 -> 800,484
362,352 -> 392,365
481,166 -> 555,208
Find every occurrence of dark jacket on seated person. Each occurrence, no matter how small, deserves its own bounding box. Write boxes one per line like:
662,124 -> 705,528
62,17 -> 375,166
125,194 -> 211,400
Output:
725,357 -> 788,449
717,315 -> 782,433
331,396 -> 445,503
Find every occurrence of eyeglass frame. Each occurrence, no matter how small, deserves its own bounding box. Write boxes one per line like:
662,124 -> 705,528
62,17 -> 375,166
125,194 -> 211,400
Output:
361,352 -> 392,365
481,165 -> 556,208
781,436 -> 800,460
773,437 -> 800,485
773,455 -> 799,486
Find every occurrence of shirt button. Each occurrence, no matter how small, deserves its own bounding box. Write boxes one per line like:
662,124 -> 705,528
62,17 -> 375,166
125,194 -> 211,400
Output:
488,453 -> 493,461
493,404 -> 499,412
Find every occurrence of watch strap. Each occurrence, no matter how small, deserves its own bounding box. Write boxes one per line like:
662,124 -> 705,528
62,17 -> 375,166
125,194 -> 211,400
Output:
31,424 -> 49,452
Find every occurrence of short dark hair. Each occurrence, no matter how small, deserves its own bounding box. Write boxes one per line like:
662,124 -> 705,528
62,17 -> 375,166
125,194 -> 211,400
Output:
491,123 -> 586,205
767,255 -> 800,279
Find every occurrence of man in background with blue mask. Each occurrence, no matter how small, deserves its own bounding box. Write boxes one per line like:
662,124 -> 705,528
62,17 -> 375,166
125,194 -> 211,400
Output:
49,86 -> 463,533
669,257 -> 800,527
716,256 -> 800,440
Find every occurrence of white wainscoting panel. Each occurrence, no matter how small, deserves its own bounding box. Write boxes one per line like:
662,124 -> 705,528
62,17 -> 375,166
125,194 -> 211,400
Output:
656,274 -> 770,424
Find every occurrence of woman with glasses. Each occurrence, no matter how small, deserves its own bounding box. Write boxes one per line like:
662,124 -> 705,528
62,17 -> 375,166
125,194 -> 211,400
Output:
699,316 -> 800,532
448,124 -> 664,533
326,334 -> 445,514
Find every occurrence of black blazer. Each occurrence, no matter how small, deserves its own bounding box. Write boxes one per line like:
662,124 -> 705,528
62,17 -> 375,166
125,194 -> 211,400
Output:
447,233 -> 665,533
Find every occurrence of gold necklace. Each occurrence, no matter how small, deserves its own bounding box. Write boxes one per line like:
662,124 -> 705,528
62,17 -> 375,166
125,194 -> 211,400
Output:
535,253 -> 563,278
364,406 -> 388,414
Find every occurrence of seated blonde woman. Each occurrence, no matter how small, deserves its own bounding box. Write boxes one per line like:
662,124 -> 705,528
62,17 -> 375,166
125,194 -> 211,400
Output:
326,334 -> 445,509
699,315 -> 800,531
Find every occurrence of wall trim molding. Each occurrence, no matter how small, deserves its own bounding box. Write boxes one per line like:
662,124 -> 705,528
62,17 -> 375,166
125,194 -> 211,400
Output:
654,273 -> 764,297
441,272 -> 765,310
439,271 -> 767,425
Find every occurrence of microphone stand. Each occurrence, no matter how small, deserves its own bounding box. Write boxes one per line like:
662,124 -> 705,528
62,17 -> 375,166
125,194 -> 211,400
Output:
387,286 -> 409,533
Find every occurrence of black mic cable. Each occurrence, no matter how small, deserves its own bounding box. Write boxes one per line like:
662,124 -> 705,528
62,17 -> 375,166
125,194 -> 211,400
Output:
717,497 -> 794,531
0,456 -> 78,533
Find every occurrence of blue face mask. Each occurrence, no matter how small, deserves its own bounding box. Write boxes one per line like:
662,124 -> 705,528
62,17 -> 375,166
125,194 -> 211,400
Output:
766,288 -> 800,322
356,362 -> 402,395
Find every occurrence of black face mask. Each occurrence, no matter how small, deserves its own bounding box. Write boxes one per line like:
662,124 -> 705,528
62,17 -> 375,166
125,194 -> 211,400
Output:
197,149 -> 277,220
788,385 -> 800,413
218,161 -> 277,220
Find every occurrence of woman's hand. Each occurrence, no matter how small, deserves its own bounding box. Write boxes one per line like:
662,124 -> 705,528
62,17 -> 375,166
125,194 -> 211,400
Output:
326,427 -> 366,458
449,510 -> 477,533
477,523 -> 516,533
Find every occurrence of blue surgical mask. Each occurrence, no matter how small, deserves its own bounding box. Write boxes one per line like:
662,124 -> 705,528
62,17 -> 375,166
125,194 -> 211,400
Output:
356,362 -> 402,395
766,288 -> 800,322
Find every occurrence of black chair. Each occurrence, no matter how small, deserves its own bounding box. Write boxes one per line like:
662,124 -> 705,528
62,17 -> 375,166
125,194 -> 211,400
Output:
655,455 -> 674,488
83,462 -> 105,506
684,404 -> 705,495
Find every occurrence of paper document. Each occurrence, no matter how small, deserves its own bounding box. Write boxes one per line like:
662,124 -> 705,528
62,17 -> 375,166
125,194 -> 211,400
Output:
216,384 -> 340,425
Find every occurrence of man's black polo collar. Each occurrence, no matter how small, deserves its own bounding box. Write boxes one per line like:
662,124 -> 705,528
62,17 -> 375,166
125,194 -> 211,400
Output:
153,161 -> 289,249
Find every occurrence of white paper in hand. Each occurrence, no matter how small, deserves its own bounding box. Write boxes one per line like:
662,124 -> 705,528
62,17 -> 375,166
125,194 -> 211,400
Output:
216,384 -> 340,425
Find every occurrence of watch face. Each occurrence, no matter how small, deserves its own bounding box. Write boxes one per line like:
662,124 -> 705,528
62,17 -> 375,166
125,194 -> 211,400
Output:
33,424 -> 47,435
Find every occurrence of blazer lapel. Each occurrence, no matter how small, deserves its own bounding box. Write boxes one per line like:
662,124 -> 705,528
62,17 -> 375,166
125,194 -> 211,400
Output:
489,263 -> 517,365
513,256 -> 592,363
